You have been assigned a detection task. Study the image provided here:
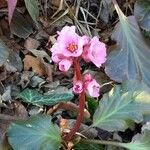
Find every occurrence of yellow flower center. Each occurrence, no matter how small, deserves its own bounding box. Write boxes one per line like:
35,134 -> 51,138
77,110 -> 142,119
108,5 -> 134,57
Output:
67,43 -> 78,52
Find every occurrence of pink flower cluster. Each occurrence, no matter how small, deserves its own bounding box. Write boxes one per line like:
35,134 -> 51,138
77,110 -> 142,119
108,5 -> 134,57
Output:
73,74 -> 100,97
50,26 -> 107,97
51,26 -> 106,71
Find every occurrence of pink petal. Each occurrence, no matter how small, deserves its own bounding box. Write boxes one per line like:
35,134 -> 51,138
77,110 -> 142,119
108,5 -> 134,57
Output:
83,74 -> 92,82
85,79 -> 100,98
57,26 -> 76,39
73,80 -> 83,94
58,59 -> 73,72
89,36 -> 107,67
8,0 -> 18,24
80,36 -> 91,62
51,53 -> 65,63
55,26 -> 84,57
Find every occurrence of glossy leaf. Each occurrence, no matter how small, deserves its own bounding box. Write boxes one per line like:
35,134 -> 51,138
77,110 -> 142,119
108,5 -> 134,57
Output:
24,0 -> 39,24
105,2 -> 150,88
7,115 -> 61,150
8,0 -> 18,24
93,80 -> 150,132
120,125 -> 150,150
87,97 -> 99,116
18,88 -> 74,106
134,1 -> 150,31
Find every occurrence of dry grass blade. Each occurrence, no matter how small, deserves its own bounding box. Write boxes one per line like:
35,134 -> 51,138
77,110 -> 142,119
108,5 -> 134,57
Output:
51,0 -> 64,18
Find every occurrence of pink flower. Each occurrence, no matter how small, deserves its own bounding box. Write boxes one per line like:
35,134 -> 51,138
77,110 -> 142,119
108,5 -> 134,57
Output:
51,53 -> 65,63
85,79 -> 100,97
73,74 -> 100,97
83,74 -> 100,97
73,80 -> 83,94
83,73 -> 93,82
52,26 -> 86,57
82,36 -> 107,67
58,59 -> 73,72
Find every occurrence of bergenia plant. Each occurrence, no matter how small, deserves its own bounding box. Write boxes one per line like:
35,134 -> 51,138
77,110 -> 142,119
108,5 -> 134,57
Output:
50,25 -> 107,140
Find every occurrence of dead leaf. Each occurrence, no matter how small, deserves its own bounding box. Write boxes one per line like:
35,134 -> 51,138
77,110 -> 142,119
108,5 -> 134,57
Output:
13,101 -> 28,119
0,18 -> 10,37
28,106 -> 43,116
0,38 -> 23,72
69,120 -> 98,138
10,10 -> 33,39
60,118 -> 70,132
0,121 -> 10,149
1,86 -> 11,102
42,61 -> 53,82
23,55 -> 46,76
0,67 -> 7,81
59,119 -> 98,139
30,76 -> 45,88
27,49 -> 51,61
35,29 -> 49,39
47,35 -> 57,47
18,71 -> 34,88
24,37 -> 40,50
0,0 -> 7,8
47,102 -> 90,119
51,0 -> 61,8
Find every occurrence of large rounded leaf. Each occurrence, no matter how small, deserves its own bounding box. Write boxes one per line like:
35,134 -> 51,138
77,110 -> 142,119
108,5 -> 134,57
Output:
93,80 -> 150,132
105,2 -> 150,88
7,115 -> 61,150
120,124 -> 150,150
134,1 -> 150,31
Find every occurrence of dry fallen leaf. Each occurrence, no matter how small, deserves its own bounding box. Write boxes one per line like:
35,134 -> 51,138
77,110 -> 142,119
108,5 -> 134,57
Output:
0,67 -> 7,81
42,61 -> 53,82
51,0 -> 61,8
24,37 -> 40,50
60,118 -> 70,132
0,121 -> 10,149
13,101 -> 28,119
27,49 -> 51,62
47,102 -> 90,119
23,55 -> 53,81
23,55 -> 46,76
0,0 -> 7,8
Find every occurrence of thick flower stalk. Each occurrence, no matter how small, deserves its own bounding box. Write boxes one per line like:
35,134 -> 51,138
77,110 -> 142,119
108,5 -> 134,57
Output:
50,26 -> 106,141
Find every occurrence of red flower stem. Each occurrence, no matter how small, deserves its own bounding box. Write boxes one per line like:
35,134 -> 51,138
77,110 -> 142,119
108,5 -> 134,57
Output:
64,58 -> 85,141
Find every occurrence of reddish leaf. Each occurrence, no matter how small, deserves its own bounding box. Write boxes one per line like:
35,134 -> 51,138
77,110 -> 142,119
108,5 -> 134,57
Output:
8,0 -> 18,24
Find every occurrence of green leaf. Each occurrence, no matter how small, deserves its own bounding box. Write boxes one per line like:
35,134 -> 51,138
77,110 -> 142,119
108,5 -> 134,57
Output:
74,142 -> 104,150
93,80 -> 150,132
24,0 -> 39,24
7,115 -> 61,150
18,88 -> 74,106
120,128 -> 150,150
10,10 -> 33,39
134,1 -> 150,32
105,2 -> 150,88
87,97 -> 99,116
